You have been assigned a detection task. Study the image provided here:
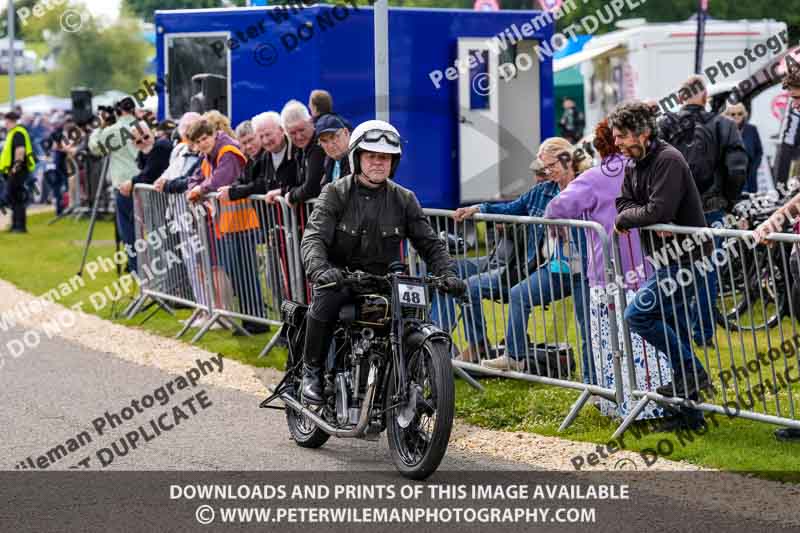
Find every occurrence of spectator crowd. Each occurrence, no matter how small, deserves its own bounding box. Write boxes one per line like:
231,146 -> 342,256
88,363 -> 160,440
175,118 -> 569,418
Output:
4,69 -> 800,440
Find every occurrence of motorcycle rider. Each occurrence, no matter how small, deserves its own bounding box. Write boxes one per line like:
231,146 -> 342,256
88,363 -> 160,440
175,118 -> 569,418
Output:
300,119 -> 466,404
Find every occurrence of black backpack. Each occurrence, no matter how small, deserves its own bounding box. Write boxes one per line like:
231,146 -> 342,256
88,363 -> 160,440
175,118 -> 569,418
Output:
663,111 -> 717,194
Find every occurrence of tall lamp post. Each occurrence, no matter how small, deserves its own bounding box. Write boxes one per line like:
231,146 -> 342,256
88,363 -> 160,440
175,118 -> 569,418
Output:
8,0 -> 15,109
374,0 -> 388,121
694,0 -> 708,74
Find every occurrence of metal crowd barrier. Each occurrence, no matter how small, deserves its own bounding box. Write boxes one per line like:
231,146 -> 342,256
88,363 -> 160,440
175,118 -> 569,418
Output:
126,185 -> 205,321
128,185 -> 800,435
417,209 -> 629,431
611,224 -> 800,438
128,185 -> 301,353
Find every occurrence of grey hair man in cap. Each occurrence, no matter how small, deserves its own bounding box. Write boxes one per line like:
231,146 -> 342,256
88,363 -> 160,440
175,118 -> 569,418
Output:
315,113 -> 351,184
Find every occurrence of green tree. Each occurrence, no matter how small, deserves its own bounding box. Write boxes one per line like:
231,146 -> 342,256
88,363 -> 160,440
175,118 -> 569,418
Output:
49,14 -> 150,96
0,0 -> 41,40
543,0 -> 800,43
360,0 -> 800,42
122,0 -> 246,22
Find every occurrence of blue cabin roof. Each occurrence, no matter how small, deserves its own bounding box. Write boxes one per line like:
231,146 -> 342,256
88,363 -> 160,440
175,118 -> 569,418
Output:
155,5 -> 555,208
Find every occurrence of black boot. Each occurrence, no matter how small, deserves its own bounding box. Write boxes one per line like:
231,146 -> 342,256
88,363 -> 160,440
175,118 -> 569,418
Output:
301,316 -> 333,405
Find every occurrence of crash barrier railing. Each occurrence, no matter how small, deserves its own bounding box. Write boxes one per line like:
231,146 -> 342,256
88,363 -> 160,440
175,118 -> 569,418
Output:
127,185 -> 213,331
127,185 -> 299,353
128,187 -> 800,434
194,192 -> 300,346
414,210 -> 631,431
610,224 -> 800,439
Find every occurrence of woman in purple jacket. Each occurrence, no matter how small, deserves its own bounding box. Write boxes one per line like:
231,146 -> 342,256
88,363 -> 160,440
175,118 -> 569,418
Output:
544,120 -> 645,289
545,120 -> 668,417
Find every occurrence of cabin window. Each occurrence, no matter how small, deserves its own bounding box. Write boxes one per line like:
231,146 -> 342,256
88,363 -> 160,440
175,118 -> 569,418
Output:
165,34 -> 229,118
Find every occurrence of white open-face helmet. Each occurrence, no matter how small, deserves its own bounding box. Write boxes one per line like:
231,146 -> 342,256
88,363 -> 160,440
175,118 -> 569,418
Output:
348,119 -> 403,178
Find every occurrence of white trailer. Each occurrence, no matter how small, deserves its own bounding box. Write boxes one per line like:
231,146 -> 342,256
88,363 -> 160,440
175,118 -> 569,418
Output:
555,17 -> 788,171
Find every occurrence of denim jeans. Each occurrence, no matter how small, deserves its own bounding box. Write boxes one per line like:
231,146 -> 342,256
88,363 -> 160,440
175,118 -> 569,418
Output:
429,256 -> 488,333
45,169 -> 67,216
625,265 -> 708,421
115,190 -> 136,273
690,210 -> 724,344
464,267 -> 594,383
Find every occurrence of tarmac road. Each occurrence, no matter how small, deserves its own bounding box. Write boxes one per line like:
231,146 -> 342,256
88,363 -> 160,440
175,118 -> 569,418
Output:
0,324 -> 521,472
2,324 -> 799,533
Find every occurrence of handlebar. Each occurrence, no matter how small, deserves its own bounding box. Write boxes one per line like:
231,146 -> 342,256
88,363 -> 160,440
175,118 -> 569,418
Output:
314,269 -> 450,291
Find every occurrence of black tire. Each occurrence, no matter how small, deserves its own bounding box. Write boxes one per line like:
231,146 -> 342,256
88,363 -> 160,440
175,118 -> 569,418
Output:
721,252 -> 787,332
284,349 -> 330,449
385,338 -> 454,480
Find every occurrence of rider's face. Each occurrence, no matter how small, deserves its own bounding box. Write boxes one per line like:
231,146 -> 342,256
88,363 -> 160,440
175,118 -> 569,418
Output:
790,87 -> 800,110
360,151 -> 392,183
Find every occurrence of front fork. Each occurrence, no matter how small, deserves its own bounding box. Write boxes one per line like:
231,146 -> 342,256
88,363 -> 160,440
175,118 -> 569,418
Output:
390,320 -> 452,405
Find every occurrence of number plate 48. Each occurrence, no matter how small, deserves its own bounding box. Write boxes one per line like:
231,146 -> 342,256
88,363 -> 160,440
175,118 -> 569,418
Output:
397,282 -> 427,307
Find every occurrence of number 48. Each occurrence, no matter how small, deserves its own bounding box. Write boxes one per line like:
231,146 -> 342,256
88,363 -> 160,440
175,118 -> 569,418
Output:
402,291 -> 421,304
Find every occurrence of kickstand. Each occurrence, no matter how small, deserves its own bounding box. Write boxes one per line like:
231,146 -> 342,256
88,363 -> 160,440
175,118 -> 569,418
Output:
259,373 -> 293,408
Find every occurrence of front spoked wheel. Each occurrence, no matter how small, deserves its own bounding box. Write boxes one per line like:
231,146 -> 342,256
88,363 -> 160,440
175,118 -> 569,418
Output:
386,338 -> 454,480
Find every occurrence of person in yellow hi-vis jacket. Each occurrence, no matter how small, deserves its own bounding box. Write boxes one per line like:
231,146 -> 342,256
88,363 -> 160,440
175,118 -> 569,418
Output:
1,111 -> 36,232
185,118 -> 268,336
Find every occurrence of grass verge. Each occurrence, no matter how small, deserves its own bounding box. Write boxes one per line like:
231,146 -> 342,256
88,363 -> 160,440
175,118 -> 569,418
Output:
0,72 -> 54,102
1,212 -> 799,480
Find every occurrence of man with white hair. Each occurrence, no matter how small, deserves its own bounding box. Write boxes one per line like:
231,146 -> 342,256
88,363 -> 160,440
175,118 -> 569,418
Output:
153,112 -> 212,322
279,100 -> 325,207
255,111 -> 300,204
154,111 -> 203,193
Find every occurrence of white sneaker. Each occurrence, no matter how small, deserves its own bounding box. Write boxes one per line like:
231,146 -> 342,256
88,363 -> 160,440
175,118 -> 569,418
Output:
480,355 -> 527,372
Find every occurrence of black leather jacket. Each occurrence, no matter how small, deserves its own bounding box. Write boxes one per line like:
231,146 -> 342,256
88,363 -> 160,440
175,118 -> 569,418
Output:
659,105 -> 748,212
301,174 -> 456,281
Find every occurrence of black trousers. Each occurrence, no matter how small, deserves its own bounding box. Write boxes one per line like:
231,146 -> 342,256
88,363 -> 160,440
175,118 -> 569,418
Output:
10,200 -> 26,230
7,175 -> 27,231
308,286 -> 352,323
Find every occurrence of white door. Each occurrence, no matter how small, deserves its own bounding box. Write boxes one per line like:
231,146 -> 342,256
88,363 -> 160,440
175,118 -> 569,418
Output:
458,38 -> 501,204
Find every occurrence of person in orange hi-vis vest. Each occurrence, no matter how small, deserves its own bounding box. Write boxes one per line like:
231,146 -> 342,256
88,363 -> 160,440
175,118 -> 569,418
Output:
185,118 -> 268,336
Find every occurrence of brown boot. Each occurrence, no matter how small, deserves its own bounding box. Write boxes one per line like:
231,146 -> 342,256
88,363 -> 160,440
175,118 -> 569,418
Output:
456,344 -> 485,364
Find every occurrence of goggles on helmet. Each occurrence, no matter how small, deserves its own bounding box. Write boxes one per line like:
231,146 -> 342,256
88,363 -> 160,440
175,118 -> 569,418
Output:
361,129 -> 401,147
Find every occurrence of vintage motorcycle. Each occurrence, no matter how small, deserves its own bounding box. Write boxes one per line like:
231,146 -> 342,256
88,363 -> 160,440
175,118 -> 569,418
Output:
261,265 -> 457,480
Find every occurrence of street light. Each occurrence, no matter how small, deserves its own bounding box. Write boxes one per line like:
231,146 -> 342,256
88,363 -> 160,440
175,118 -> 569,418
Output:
7,0 -> 15,108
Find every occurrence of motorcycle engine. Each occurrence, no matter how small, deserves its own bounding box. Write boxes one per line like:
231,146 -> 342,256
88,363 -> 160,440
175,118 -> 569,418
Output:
335,328 -> 377,427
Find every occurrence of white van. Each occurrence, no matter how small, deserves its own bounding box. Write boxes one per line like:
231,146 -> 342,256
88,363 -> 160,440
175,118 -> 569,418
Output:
556,17 -> 788,176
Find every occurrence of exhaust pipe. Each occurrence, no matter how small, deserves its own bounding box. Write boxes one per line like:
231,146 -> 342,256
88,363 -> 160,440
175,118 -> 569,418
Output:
271,364 -> 378,438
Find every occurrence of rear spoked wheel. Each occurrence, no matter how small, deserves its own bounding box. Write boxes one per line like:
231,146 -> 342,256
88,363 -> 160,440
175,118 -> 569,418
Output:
284,355 -> 330,449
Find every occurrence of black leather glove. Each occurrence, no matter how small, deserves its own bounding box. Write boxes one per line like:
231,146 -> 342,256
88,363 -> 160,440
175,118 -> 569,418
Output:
315,268 -> 344,288
441,275 -> 467,297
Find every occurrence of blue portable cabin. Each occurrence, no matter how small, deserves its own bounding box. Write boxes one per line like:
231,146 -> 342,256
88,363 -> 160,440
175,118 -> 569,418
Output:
154,5 -> 555,208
